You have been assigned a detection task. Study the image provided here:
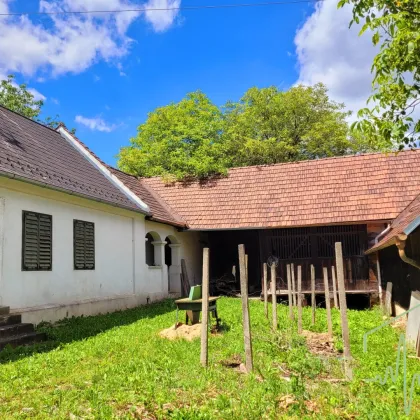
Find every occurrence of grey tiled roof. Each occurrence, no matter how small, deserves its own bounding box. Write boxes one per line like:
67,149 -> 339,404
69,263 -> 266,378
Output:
0,106 -> 144,213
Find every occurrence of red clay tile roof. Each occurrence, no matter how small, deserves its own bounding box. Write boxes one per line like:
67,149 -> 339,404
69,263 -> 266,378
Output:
366,193 -> 420,253
143,150 -> 420,230
0,106 -> 144,213
107,167 -> 186,227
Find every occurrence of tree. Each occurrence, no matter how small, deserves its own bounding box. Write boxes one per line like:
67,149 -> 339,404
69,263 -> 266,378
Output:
339,0 -> 420,147
118,84 -> 383,180
0,75 -> 43,119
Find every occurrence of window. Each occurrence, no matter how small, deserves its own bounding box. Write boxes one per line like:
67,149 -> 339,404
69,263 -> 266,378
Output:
145,233 -> 155,266
22,211 -> 52,271
74,220 -> 95,270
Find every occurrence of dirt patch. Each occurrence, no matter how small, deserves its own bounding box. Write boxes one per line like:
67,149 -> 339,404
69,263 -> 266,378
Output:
301,330 -> 338,356
159,323 -> 201,341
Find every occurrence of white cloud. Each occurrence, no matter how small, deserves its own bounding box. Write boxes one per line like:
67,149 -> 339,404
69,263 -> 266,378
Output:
294,0 -> 377,118
28,87 -> 46,101
144,0 -> 181,32
0,0 -> 180,79
51,97 -> 60,105
75,115 -> 117,132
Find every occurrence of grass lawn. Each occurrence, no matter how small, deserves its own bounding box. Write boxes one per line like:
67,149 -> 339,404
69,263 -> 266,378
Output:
0,298 -> 419,419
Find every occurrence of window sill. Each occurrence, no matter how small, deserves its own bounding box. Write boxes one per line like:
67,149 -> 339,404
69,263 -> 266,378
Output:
148,265 -> 162,269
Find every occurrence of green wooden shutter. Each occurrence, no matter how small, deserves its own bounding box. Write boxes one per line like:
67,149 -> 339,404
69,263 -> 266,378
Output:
22,211 -> 52,271
74,220 -> 95,270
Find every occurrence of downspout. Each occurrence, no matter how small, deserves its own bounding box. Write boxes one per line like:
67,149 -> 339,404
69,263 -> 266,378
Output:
396,234 -> 420,270
375,223 -> 391,244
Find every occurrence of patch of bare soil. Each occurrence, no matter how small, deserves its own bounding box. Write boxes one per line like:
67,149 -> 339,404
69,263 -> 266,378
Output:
159,323 -> 201,341
220,354 -> 248,373
301,330 -> 338,356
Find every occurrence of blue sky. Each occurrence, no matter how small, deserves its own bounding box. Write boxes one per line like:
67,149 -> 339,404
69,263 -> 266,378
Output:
0,0 -> 376,166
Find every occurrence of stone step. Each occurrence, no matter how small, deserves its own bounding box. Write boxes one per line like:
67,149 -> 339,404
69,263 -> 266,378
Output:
0,323 -> 34,339
0,306 -> 10,315
0,332 -> 47,351
0,314 -> 22,326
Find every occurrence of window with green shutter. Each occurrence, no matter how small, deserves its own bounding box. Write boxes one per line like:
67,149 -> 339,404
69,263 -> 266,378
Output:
74,220 -> 95,270
22,211 -> 52,271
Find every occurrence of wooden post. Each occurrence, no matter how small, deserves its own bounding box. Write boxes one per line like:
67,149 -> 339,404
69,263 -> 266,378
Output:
200,248 -> 210,367
297,265 -> 303,334
239,244 -> 253,372
286,264 -> 294,320
291,263 -> 296,307
385,282 -> 393,317
335,242 -> 353,381
323,267 -> 333,339
376,254 -> 383,310
263,263 -> 268,319
271,264 -> 277,330
311,264 -> 316,326
331,266 -> 339,308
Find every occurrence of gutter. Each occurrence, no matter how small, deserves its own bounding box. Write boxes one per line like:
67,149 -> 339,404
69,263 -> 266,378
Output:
395,233 -> 420,270
0,170 -> 149,216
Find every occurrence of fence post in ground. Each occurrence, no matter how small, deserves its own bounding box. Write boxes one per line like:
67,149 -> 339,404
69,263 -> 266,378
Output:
200,248 -> 210,367
323,267 -> 333,339
263,263 -> 268,318
291,263 -> 296,307
311,264 -> 316,326
331,266 -> 339,308
385,282 -> 393,317
335,242 -> 353,381
297,265 -> 303,334
271,264 -> 278,330
239,244 -> 253,372
287,264 -> 294,320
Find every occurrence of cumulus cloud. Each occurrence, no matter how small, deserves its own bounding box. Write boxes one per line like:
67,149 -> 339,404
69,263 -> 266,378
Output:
0,0 -> 180,79
75,115 -> 117,132
294,0 -> 377,118
144,0 -> 181,32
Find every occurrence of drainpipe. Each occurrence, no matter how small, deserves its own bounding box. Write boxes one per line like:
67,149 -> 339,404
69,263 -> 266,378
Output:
375,223 -> 391,244
396,234 -> 420,270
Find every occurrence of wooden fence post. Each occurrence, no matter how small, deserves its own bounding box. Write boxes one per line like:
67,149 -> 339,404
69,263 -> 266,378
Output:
239,244 -> 253,372
263,263 -> 268,319
323,267 -> 333,339
287,264 -> 294,320
335,242 -> 353,381
271,264 -> 277,330
297,265 -> 303,334
331,266 -> 339,308
200,248 -> 210,367
291,263 -> 296,307
311,264 -> 316,326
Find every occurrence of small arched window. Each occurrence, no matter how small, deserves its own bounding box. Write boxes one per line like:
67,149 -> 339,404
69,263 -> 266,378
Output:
145,233 -> 155,266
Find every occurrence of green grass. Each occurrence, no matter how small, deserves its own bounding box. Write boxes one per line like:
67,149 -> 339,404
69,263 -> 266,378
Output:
0,298 -> 419,419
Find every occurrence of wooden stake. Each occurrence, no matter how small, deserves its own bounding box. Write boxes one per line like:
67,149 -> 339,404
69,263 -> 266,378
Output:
263,263 -> 268,319
200,248 -> 210,367
331,266 -> 339,308
311,264 -> 316,326
291,263 -> 296,307
297,265 -> 303,334
239,244 -> 253,372
323,267 -> 333,339
271,264 -> 277,330
335,242 -> 353,381
286,264 -> 294,320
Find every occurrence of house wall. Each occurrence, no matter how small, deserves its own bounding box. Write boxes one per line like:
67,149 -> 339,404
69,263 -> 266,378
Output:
0,177 -> 200,324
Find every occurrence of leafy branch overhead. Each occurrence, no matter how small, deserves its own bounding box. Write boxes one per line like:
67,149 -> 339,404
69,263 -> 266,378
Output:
338,0 -> 420,147
118,84 -> 386,180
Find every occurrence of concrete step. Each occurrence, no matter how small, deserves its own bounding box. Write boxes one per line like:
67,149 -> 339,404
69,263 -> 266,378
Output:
0,306 -> 10,315
0,332 -> 47,351
0,323 -> 34,339
0,314 -> 22,326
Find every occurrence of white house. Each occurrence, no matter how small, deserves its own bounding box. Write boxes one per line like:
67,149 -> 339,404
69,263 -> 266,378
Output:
0,106 -> 201,324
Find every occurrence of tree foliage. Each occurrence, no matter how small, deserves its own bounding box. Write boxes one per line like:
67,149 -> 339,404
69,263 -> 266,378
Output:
118,84 -> 384,180
338,0 -> 420,147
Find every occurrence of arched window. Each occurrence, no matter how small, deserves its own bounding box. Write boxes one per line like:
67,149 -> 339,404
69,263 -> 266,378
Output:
145,231 -> 163,266
145,233 -> 155,266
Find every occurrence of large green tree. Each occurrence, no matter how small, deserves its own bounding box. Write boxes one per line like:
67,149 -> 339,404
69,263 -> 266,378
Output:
118,84 -> 384,180
339,0 -> 420,147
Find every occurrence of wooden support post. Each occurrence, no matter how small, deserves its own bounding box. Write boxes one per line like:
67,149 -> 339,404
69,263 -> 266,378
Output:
291,263 -> 296,307
297,265 -> 303,334
323,267 -> 333,339
239,244 -> 253,372
311,264 -> 316,326
331,266 -> 339,308
263,263 -> 268,319
335,242 -> 353,381
286,264 -> 294,320
385,282 -> 393,317
200,248 -> 210,367
376,254 -> 383,310
271,264 -> 277,330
